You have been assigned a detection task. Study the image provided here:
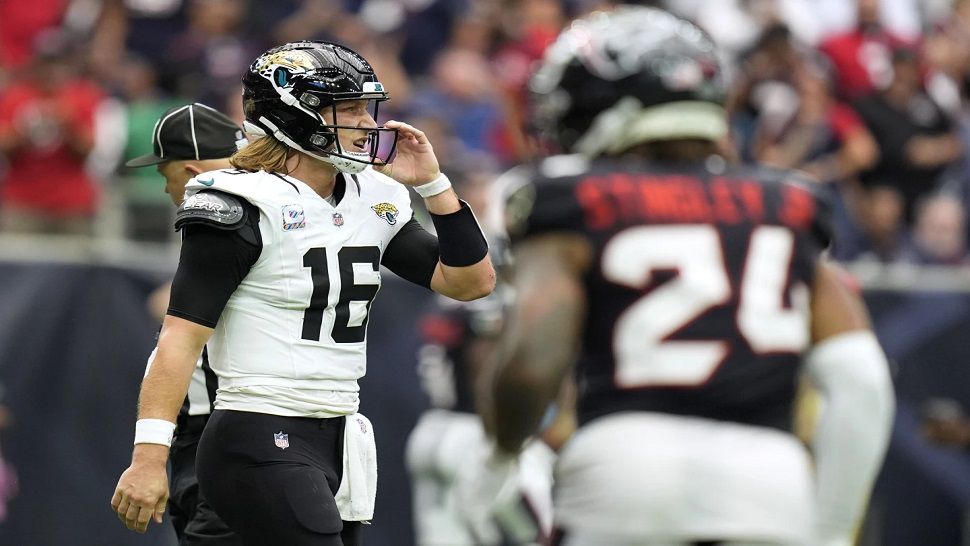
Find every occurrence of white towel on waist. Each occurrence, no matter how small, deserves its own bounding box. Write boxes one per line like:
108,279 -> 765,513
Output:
335,413 -> 378,521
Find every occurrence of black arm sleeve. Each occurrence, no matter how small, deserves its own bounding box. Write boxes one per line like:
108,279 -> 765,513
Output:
167,224 -> 262,327
381,218 -> 439,289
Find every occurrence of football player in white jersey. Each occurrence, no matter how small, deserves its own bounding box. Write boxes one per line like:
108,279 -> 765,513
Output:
480,7 -> 894,546
111,41 -> 495,546
125,102 -> 245,545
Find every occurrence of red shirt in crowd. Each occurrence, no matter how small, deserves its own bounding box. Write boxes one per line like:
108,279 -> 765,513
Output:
829,102 -> 867,142
0,79 -> 103,215
820,27 -> 912,100
0,0 -> 68,68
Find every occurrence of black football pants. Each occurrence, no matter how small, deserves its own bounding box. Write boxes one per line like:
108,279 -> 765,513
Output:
196,410 -> 362,546
169,414 -> 238,545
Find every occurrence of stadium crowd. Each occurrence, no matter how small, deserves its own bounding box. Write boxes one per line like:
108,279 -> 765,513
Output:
0,0 -> 967,267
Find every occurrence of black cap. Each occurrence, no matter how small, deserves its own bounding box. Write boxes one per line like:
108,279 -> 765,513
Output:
126,103 -> 245,168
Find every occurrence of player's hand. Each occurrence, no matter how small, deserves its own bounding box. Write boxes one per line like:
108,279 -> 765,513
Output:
454,448 -> 520,544
110,447 -> 169,533
373,120 -> 441,186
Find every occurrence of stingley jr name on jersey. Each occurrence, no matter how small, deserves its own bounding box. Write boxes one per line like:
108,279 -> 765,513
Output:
180,167 -> 414,417
504,155 -> 833,433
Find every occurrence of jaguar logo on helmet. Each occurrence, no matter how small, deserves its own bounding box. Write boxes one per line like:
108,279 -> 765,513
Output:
254,50 -> 317,78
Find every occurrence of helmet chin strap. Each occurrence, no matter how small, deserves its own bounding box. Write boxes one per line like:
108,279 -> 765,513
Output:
252,117 -> 371,174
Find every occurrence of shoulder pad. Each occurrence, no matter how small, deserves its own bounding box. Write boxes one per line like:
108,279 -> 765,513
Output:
175,190 -> 248,231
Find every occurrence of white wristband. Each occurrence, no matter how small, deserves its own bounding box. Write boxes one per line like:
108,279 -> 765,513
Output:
134,418 -> 177,447
414,173 -> 452,198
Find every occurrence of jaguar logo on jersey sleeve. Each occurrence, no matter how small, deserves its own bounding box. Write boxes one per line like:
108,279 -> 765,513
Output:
371,202 -> 399,225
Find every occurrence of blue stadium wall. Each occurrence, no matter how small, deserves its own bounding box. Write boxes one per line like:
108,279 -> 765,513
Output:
0,261 -> 967,546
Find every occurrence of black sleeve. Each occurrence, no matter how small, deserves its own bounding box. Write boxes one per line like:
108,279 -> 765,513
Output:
167,224 -> 262,327
381,218 -> 439,289
505,177 -> 586,244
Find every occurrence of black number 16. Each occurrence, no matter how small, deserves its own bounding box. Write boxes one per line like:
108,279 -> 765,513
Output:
301,246 -> 381,343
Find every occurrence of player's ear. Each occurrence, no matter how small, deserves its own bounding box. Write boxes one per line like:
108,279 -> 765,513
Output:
184,164 -> 204,176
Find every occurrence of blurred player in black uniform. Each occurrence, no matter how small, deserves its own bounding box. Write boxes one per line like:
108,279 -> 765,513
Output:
124,103 -> 245,545
406,173 -> 564,546
480,7 -> 895,546
407,288 -> 570,546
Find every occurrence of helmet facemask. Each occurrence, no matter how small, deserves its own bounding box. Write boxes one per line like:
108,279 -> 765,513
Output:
306,91 -> 399,174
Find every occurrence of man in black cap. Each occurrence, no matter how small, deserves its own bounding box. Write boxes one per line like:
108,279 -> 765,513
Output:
125,102 -> 245,546
126,102 -> 248,206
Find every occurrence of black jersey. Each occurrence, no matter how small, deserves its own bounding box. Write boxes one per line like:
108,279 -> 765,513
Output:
416,294 -> 506,414
507,156 -> 832,432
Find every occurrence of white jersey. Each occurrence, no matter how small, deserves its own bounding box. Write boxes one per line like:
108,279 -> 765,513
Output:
406,409 -> 554,546
182,167 -> 414,417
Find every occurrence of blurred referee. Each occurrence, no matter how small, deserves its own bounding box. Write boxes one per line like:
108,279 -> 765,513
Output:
125,103 -> 246,545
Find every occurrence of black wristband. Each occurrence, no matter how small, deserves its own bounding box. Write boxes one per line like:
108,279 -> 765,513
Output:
430,200 -> 488,267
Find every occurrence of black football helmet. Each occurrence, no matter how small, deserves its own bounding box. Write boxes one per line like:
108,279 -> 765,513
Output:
242,40 -> 397,173
528,6 -> 728,156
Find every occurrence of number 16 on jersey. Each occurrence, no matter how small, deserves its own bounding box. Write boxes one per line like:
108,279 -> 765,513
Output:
301,246 -> 381,344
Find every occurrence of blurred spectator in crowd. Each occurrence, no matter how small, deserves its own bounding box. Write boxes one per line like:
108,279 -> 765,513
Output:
731,25 -> 805,160
854,47 -> 963,223
738,27 -> 878,185
0,33 -> 104,235
924,0 -> 970,213
399,0 -> 472,77
819,0 -> 913,100
489,0 -> 565,162
672,0 -> 824,57
834,186 -> 907,262
447,1 -> 495,54
113,0 -> 187,67
813,0 -> 922,43
0,0 -> 70,70
900,193 -> 969,265
922,0 -> 970,116
160,0 -> 260,108
267,0 -> 344,44
117,55 -> 181,241
409,48 -> 502,156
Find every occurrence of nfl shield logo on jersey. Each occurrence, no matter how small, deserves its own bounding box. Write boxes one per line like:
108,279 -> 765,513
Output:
332,212 -> 345,227
282,204 -> 306,231
274,431 -> 289,449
